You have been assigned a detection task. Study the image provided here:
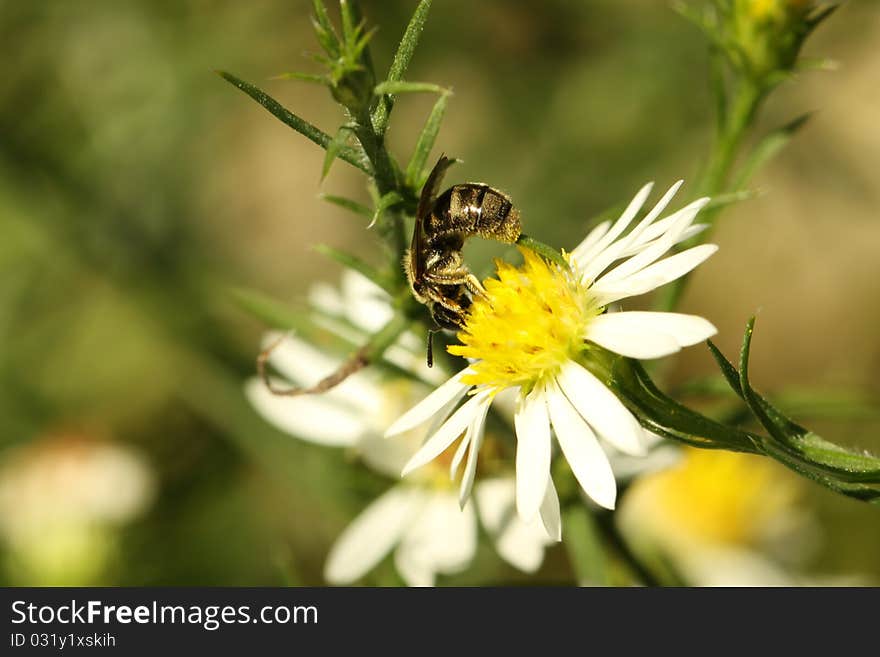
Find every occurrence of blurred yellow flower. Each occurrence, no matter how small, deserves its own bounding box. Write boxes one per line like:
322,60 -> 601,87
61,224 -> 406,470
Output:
618,447 -> 823,585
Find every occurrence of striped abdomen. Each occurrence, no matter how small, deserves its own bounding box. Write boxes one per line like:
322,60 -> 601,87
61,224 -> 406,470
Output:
427,183 -> 522,245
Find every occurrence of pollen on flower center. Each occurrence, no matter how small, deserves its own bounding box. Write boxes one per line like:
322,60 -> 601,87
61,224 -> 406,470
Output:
448,248 -> 600,391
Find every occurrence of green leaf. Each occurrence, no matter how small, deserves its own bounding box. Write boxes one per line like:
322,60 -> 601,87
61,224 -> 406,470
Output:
795,57 -> 838,74
229,287 -> 312,334
352,26 -> 379,61
322,124 -> 356,180
405,91 -> 450,188
737,318 -> 880,480
217,71 -> 372,175
611,357 -> 760,453
708,319 -> 880,502
312,0 -> 341,57
805,3 -> 841,34
733,114 -> 811,190
374,80 -> 448,96
339,0 -> 359,45
704,189 -> 759,212
372,0 -> 434,134
369,191 -> 404,229
272,71 -> 327,84
319,193 -> 372,219
313,244 -> 394,294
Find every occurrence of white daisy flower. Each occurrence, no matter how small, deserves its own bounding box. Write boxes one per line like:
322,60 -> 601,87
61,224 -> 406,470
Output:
324,473 -> 556,587
245,273 -> 555,585
385,181 -> 718,532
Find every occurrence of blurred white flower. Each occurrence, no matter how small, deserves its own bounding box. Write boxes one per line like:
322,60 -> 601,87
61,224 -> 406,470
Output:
245,271 -> 555,585
386,182 -> 716,532
245,269 -> 443,448
324,474 -> 556,586
0,434 -> 155,585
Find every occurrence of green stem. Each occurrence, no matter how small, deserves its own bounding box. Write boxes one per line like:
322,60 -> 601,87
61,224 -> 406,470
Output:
594,509 -> 661,587
352,112 -> 407,257
557,466 -> 661,587
699,79 -> 763,202
562,504 -> 608,586
516,234 -> 569,270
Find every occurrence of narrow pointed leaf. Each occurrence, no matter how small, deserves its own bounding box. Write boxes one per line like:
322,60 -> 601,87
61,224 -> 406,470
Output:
733,114 -> 811,190
353,26 -> 379,60
322,125 -> 355,180
229,287 -> 320,337
339,0 -> 358,46
372,0 -> 433,134
806,3 -> 840,33
374,81 -> 448,96
313,244 -> 393,293
319,193 -> 372,218
611,357 -> 761,453
704,189 -> 758,213
272,71 -> 327,84
736,318 -> 880,481
369,191 -> 404,229
708,320 -> 880,503
405,91 -> 450,187
312,0 -> 341,56
218,72 -> 372,175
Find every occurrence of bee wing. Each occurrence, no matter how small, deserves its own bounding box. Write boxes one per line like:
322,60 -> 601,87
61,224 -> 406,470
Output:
411,155 -> 455,280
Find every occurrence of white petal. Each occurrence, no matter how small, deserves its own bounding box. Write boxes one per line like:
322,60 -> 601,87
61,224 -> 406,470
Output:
513,388 -> 551,521
585,324 -> 681,359
400,391 -> 491,477
341,269 -> 394,333
539,478 -> 562,541
573,182 -> 653,266
546,384 -> 617,510
586,311 -> 717,359
449,431 -> 471,480
393,550 -> 436,587
576,182 -> 685,283
619,180 -> 684,245
557,361 -> 646,456
323,485 -> 422,584
590,244 -> 718,305
245,378 -> 364,446
307,281 -> 346,317
395,492 -> 477,585
475,478 -> 551,573
385,368 -> 473,437
571,220 -> 610,261
616,215 -> 706,258
474,477 -> 516,533
458,401 -> 490,507
597,197 -> 709,285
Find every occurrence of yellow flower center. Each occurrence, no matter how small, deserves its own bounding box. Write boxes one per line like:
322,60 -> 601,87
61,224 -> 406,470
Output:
448,248 -> 600,392
628,448 -> 802,547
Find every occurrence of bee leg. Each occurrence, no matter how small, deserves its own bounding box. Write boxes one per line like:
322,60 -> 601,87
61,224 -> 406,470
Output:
426,329 -> 435,368
465,274 -> 488,300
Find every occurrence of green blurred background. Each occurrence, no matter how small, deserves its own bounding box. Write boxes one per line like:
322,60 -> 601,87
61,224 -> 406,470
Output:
1,0 -> 878,585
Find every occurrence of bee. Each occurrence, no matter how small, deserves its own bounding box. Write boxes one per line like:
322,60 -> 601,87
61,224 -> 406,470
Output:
404,155 -> 522,366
